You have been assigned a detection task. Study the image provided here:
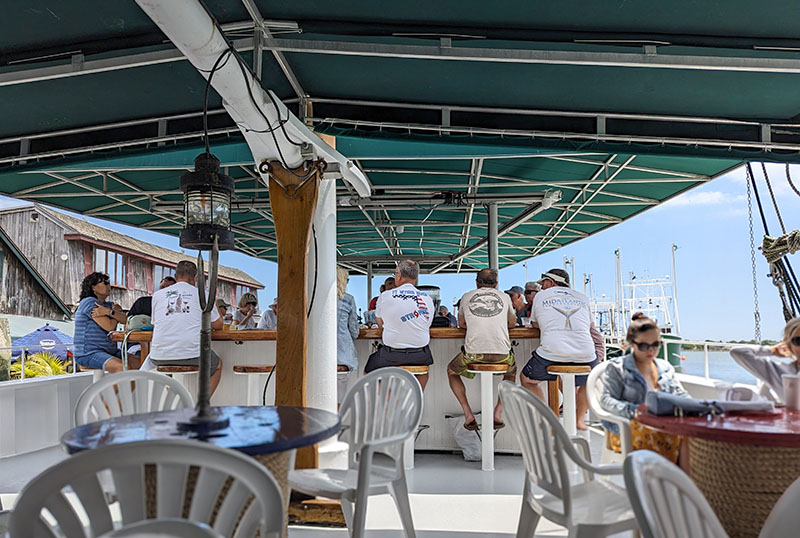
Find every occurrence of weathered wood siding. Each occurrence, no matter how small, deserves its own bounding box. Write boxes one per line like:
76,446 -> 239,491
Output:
0,207 -> 256,315
0,241 -> 65,319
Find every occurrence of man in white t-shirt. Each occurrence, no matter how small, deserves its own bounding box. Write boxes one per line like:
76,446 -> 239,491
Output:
520,268 -> 598,430
149,260 -> 224,395
365,259 -> 434,389
447,269 -> 517,430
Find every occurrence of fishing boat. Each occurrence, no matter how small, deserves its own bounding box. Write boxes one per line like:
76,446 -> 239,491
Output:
2,2 -> 800,537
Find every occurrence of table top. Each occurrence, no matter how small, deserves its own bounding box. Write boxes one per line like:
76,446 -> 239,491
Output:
635,405 -> 800,448
62,406 -> 340,456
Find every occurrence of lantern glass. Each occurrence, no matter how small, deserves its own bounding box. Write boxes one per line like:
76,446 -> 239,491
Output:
186,191 -> 230,227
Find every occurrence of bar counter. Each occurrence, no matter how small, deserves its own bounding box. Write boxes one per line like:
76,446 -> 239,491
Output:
111,327 -> 541,453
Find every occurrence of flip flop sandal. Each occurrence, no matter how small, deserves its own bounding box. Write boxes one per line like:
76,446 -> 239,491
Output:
463,419 -> 479,431
494,421 -> 505,430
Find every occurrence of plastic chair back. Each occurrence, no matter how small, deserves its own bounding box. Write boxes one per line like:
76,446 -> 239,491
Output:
587,360 -> 632,454
759,475 -> 800,538
102,517 -> 223,537
624,450 -> 728,538
499,381 -> 577,516
75,370 -> 194,426
9,440 -> 284,538
339,367 -> 423,470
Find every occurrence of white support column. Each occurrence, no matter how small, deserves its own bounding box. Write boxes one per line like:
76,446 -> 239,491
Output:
488,202 -> 498,270
366,262 -> 373,303
306,177 -> 348,468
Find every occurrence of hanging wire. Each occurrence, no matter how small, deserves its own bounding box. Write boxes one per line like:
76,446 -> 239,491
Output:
745,165 -> 761,341
786,164 -> 800,198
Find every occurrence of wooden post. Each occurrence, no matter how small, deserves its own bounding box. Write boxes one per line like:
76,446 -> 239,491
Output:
267,160 -> 320,469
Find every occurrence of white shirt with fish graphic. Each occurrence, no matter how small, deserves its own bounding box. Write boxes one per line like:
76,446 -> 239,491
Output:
460,287 -> 515,354
532,286 -> 595,363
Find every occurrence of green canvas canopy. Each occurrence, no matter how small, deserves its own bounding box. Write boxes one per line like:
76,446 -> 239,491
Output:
2,1 -> 798,272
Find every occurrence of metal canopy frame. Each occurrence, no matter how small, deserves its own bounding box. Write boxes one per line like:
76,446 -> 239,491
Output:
0,1 -> 788,272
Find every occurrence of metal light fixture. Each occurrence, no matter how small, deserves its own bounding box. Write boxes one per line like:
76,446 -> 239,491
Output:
179,152 -> 235,251
176,151 -> 234,433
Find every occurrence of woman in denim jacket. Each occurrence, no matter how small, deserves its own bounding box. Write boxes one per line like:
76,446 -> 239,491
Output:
336,267 -> 360,403
600,313 -> 689,467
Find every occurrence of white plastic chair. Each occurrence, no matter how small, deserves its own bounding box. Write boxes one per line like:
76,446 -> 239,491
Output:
586,361 -> 632,460
759,475 -> 800,538
99,517 -> 224,537
290,367 -> 423,538
75,370 -> 194,426
499,381 -> 638,538
9,439 -> 284,538
623,450 -> 728,538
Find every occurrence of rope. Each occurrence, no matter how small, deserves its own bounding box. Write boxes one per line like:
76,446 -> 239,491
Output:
761,162 -> 787,234
786,164 -> 800,198
745,166 -> 762,341
762,231 -> 800,264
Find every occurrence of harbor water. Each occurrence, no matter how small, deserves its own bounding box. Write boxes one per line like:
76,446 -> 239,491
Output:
678,350 -> 758,385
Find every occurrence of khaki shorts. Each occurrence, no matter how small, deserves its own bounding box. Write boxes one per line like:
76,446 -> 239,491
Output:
448,350 -> 516,380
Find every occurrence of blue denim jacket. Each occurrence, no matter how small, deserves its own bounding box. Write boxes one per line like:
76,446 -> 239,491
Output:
337,294 -> 360,371
599,353 -> 686,433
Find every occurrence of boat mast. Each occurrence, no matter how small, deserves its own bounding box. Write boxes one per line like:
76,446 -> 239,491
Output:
671,243 -> 682,336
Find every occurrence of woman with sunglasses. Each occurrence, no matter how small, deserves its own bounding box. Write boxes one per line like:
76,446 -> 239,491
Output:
232,292 -> 259,330
73,272 -> 139,373
730,317 -> 800,403
599,312 -> 689,467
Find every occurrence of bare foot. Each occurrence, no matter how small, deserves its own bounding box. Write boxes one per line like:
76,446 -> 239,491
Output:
577,421 -> 589,431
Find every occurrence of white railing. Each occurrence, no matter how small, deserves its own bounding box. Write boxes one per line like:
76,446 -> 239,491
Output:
667,339 -> 738,380
0,344 -> 77,380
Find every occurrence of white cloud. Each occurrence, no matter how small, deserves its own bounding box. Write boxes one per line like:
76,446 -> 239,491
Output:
664,191 -> 745,207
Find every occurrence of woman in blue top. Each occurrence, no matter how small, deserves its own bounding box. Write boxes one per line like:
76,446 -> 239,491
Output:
336,267 -> 359,403
600,313 -> 688,467
74,272 -> 139,373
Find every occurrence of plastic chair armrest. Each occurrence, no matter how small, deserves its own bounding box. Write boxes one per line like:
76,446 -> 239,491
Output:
567,438 -> 624,476
570,437 -> 594,481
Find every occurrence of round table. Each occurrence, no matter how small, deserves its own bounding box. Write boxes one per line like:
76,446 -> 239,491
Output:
62,406 -> 340,538
636,405 -> 800,538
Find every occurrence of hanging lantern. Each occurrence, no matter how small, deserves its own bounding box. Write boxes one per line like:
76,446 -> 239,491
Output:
179,152 -> 235,250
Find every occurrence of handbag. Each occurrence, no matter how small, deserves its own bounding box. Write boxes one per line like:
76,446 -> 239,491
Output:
645,391 -> 723,417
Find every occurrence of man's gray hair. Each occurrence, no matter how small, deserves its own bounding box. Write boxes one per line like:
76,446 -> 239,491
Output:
396,259 -> 419,282
525,281 -> 542,292
175,260 -> 197,279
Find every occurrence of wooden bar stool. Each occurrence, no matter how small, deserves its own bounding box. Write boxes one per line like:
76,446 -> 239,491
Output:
466,363 -> 509,471
397,365 -> 429,470
232,364 -> 275,405
546,365 -> 591,436
155,365 -> 199,397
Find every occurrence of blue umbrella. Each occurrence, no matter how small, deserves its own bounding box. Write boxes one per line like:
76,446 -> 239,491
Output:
11,324 -> 74,361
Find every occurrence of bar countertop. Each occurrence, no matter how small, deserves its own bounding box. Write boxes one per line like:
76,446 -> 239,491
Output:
111,326 -> 540,342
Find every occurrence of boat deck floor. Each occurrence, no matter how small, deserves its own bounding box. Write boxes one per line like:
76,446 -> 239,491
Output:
0,429 -> 626,537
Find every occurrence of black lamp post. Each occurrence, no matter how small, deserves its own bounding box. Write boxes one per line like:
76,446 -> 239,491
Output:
178,152 -> 234,432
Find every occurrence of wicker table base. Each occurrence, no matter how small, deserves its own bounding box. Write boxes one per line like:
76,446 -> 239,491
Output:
254,451 -> 294,538
689,438 -> 800,538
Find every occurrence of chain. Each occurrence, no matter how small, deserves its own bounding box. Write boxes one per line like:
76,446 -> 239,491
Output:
746,167 -> 762,342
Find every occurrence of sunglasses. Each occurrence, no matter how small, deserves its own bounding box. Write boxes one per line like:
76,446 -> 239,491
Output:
246,302 -> 257,306
791,336 -> 800,346
633,340 -> 662,352
97,279 -> 110,285
524,290 -> 535,294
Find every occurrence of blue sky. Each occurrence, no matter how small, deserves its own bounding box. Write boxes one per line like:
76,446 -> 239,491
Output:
2,162 -> 798,342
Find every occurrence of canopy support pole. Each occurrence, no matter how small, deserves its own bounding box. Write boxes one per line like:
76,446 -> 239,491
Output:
488,202 -> 499,270
268,160 -> 319,469
367,262 -> 373,303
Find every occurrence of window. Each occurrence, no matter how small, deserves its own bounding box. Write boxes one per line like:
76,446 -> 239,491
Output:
234,285 -> 254,303
94,247 -> 127,287
153,264 -> 175,284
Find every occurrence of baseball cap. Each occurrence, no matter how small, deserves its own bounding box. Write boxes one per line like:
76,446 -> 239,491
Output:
538,269 -> 570,286
216,298 -> 231,308
504,285 -> 524,295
